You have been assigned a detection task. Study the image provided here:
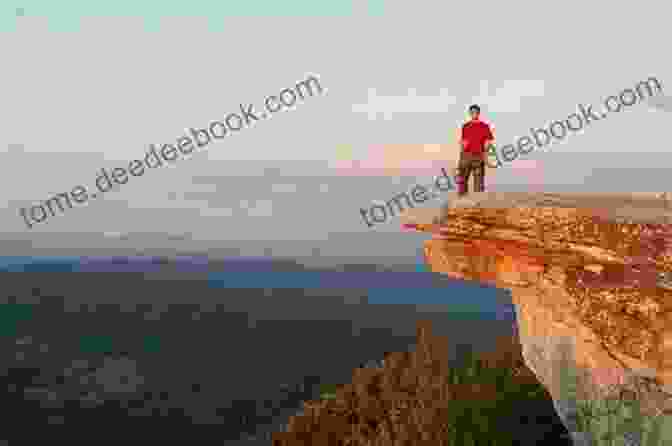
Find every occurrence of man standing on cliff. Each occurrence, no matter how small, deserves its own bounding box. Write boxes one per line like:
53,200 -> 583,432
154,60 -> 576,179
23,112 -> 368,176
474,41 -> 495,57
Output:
456,104 -> 494,195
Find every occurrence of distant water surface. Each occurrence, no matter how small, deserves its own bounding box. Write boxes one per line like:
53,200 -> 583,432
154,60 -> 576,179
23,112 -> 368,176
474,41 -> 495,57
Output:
0,256 -> 515,318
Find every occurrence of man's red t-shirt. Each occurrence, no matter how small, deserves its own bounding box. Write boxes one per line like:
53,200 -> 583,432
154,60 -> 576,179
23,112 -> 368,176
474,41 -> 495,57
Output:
461,120 -> 493,155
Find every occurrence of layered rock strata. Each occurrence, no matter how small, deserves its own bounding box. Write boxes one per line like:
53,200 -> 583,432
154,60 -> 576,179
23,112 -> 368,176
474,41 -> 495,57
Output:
401,192 -> 672,441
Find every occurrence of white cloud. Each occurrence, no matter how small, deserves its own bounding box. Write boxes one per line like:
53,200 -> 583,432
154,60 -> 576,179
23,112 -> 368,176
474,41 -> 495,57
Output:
352,87 -> 458,120
243,199 -> 274,217
470,80 -> 546,113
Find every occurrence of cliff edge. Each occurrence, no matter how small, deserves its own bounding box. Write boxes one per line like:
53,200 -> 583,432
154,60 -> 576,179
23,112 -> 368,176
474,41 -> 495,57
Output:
401,192 -> 672,429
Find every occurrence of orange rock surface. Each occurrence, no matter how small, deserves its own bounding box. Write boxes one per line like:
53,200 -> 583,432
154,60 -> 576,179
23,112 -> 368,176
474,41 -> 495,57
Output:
402,192 -> 672,417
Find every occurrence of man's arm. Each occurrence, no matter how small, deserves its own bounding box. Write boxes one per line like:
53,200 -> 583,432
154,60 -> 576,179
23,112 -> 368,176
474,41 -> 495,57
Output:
454,126 -> 465,177
459,124 -> 467,149
484,125 -> 494,151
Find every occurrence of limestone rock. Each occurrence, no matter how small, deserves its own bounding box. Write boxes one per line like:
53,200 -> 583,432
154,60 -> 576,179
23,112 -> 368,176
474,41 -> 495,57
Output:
401,192 -> 672,438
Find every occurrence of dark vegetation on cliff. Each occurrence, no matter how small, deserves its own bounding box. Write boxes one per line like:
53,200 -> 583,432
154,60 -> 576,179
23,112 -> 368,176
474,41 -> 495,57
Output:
273,320 -> 572,445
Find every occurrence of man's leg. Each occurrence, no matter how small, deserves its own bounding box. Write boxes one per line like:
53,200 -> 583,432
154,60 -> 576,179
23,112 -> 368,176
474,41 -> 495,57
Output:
456,154 -> 473,196
473,158 -> 485,192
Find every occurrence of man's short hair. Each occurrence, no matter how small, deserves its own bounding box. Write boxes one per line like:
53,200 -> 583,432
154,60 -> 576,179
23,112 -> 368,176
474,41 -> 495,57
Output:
469,104 -> 481,113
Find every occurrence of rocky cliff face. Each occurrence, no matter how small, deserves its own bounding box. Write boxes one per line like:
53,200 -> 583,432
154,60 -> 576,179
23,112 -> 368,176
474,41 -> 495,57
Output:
401,192 -> 672,437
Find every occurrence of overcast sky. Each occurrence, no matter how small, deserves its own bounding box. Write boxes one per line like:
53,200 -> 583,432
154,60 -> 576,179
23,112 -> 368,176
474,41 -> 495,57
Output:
0,0 -> 670,261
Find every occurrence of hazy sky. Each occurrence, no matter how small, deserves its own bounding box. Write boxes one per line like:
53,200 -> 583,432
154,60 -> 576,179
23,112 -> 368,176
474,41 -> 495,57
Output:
1,0 -> 670,259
